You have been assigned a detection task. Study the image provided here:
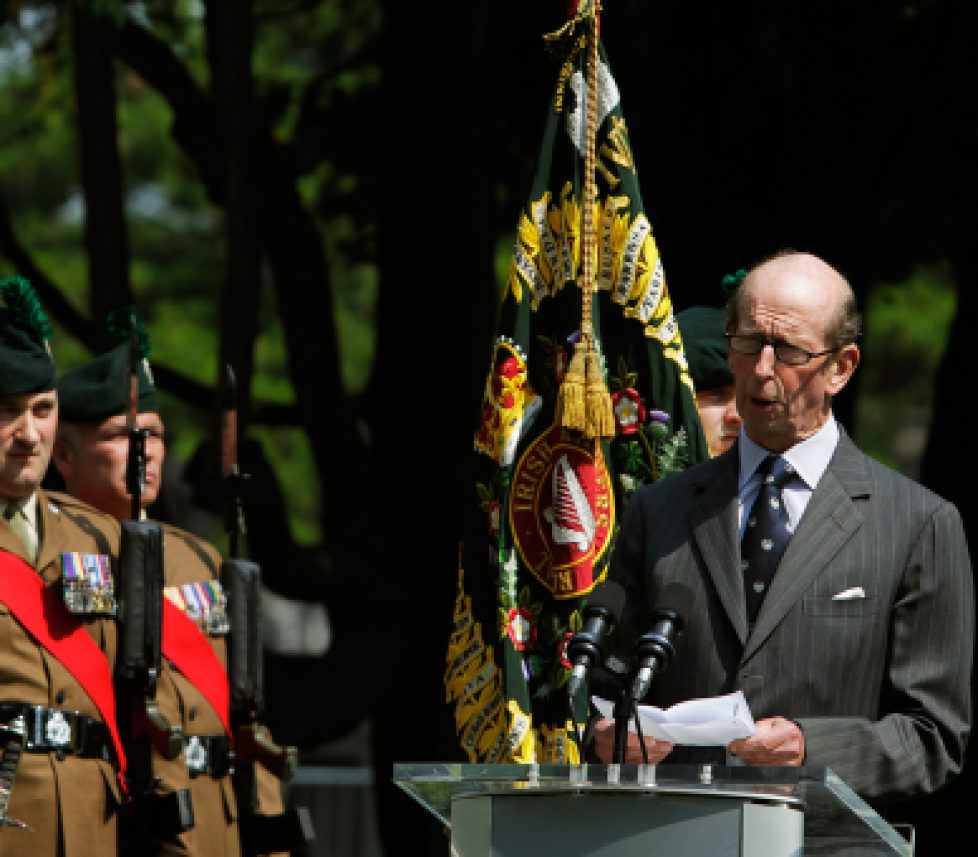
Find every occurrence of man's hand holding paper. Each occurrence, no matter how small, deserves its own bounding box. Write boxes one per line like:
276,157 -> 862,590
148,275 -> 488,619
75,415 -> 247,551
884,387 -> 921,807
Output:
727,717 -> 805,766
593,692 -> 774,764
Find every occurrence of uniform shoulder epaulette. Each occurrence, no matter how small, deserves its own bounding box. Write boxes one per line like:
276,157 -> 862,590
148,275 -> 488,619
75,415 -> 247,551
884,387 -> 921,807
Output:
159,521 -> 223,577
44,490 -> 121,531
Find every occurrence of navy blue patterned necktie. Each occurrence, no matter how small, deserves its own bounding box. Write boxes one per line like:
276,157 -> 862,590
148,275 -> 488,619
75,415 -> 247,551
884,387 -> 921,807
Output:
741,455 -> 795,625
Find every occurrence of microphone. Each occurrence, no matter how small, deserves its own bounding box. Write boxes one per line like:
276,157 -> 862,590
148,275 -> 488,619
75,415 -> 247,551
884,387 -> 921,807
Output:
629,582 -> 694,702
565,581 -> 627,699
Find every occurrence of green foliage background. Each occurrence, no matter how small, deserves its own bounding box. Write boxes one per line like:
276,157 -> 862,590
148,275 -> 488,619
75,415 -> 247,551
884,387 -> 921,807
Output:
0,1 -> 383,546
855,271 -> 956,475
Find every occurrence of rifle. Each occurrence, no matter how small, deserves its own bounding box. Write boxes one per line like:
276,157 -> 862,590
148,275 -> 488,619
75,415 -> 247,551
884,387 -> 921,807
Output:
116,316 -> 193,849
222,365 -> 314,855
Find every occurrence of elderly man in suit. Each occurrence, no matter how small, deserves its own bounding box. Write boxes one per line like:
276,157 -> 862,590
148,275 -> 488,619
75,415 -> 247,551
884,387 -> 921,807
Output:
595,251 -> 974,805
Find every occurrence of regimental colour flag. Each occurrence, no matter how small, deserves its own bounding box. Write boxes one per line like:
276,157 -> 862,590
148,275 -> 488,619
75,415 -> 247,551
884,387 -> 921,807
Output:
443,4 -> 709,765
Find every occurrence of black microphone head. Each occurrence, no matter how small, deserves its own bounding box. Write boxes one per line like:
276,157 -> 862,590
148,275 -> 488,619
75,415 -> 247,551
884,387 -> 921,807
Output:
652,582 -> 695,627
584,580 -> 628,623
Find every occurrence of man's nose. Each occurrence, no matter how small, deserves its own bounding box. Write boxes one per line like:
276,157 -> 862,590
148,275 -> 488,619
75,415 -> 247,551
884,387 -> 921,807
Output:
754,343 -> 777,376
724,398 -> 742,426
15,413 -> 40,443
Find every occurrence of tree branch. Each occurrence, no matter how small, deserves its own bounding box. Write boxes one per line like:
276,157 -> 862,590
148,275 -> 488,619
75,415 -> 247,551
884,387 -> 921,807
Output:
116,14 -> 373,554
0,189 -> 300,425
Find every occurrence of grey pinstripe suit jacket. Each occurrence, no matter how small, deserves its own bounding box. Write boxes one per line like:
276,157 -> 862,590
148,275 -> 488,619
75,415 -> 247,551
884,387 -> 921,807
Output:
610,428 -> 974,803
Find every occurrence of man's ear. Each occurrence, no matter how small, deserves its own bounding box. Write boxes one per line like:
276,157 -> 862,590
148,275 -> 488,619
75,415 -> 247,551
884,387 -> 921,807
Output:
52,436 -> 75,480
825,343 -> 860,397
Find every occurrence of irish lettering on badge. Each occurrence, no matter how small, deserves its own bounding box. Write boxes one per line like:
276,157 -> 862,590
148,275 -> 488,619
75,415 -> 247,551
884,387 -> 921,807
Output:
509,425 -> 614,598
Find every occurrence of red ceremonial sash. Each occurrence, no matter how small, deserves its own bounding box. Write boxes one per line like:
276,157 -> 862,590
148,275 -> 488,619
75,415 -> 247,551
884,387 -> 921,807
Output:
162,598 -> 231,736
0,550 -> 127,784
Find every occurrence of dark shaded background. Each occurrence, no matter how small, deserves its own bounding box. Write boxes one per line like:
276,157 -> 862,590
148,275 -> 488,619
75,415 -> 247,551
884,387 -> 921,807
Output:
2,1 -> 976,854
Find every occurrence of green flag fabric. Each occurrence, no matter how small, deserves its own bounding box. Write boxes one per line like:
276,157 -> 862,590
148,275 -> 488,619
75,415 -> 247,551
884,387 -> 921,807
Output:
444,26 -> 708,765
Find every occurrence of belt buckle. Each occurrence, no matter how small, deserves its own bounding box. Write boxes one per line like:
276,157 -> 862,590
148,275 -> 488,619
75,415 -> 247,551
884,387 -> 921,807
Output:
44,710 -> 73,749
185,736 -> 208,775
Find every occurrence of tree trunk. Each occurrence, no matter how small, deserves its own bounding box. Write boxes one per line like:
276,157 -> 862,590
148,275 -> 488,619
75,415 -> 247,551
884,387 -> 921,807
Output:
70,1 -> 133,334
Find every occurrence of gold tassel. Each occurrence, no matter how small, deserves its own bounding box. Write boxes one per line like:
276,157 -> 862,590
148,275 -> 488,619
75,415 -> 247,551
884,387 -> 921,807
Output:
584,347 -> 616,440
555,342 -> 588,432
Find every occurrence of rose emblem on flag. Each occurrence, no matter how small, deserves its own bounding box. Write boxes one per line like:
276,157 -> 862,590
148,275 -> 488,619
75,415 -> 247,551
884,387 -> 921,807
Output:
558,631 -> 575,671
487,501 -> 502,536
505,607 -> 538,651
612,388 -> 646,435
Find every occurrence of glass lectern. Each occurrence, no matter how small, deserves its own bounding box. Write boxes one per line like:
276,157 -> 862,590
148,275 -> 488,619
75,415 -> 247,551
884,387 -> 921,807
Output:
394,764 -> 913,857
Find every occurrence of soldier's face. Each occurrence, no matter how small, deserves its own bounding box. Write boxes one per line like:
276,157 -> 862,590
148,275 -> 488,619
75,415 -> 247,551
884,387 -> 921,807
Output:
54,412 -> 165,522
695,384 -> 741,457
0,390 -> 58,500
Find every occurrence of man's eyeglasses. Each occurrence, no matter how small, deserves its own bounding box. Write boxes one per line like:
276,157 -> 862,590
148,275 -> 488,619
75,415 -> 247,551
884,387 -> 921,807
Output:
725,334 -> 839,367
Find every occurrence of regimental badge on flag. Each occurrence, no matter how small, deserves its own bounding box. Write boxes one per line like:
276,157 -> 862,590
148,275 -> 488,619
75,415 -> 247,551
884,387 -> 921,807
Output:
61,552 -> 117,616
164,581 -> 230,637
442,4 -> 708,765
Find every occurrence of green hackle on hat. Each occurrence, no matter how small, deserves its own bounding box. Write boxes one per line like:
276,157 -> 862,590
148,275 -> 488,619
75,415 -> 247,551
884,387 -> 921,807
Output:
56,306 -> 158,422
106,305 -> 151,359
0,276 -> 56,397
1,276 -> 54,347
720,269 -> 746,295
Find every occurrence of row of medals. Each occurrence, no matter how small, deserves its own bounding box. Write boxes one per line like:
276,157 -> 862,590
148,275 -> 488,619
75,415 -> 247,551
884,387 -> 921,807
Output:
63,579 -> 230,635
63,579 -> 117,616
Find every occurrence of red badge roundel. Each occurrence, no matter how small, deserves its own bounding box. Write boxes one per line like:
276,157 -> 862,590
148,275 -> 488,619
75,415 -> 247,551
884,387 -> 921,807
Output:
509,425 -> 615,598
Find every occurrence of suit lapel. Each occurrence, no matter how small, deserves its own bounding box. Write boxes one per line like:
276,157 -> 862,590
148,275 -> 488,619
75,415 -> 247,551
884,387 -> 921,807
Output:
741,431 -> 872,664
689,448 -> 749,645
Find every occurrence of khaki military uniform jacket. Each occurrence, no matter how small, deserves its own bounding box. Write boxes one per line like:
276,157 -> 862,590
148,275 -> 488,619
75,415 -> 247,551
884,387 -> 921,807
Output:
0,490 -> 122,857
151,523 -> 285,857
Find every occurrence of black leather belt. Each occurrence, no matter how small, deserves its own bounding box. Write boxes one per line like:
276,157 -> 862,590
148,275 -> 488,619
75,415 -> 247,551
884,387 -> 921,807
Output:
0,703 -> 112,760
183,734 -> 233,778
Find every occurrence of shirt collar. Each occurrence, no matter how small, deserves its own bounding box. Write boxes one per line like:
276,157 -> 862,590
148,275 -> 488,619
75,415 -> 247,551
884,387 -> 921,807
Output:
0,492 -> 39,528
738,415 -> 840,491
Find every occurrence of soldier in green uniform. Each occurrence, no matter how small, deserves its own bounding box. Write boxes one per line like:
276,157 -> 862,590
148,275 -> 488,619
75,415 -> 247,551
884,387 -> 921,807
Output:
677,306 -> 743,457
52,316 -> 287,857
0,278 -> 124,856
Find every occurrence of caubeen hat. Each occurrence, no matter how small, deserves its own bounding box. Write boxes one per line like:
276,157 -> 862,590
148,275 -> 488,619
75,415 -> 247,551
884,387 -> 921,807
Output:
57,306 -> 158,422
676,306 -> 734,393
0,276 -> 56,398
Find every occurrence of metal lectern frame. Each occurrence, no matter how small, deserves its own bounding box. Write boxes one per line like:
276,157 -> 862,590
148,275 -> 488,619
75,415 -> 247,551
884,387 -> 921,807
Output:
394,764 -> 913,857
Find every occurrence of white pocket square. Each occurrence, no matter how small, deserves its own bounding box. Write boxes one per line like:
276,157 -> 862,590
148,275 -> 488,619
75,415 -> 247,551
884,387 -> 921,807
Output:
832,587 -> 865,601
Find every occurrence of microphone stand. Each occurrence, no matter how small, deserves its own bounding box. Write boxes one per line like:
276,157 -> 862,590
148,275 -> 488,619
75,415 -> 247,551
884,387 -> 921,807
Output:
566,694 -> 583,757
632,699 -> 650,765
612,684 -> 630,765
612,688 -> 651,766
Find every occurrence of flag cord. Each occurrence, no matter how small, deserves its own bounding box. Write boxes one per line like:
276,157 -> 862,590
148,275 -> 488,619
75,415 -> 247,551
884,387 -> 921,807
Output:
554,3 -> 615,441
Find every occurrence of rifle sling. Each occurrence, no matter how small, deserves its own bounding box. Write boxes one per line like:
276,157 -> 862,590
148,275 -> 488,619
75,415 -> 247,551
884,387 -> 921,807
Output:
162,598 -> 231,737
0,550 -> 127,789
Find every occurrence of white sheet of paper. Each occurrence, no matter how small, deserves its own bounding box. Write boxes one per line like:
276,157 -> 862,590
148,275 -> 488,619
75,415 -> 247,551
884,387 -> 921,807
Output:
592,691 -> 756,746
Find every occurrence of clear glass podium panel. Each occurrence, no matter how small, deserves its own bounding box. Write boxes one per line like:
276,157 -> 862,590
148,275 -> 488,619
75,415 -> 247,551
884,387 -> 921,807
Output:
393,764 -> 912,857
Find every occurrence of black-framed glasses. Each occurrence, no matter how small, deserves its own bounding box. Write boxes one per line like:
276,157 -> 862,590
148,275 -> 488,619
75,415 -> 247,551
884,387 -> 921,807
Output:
725,334 -> 838,367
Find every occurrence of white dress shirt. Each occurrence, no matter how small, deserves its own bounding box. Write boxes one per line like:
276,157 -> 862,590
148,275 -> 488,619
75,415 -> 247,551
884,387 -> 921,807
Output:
737,415 -> 840,539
